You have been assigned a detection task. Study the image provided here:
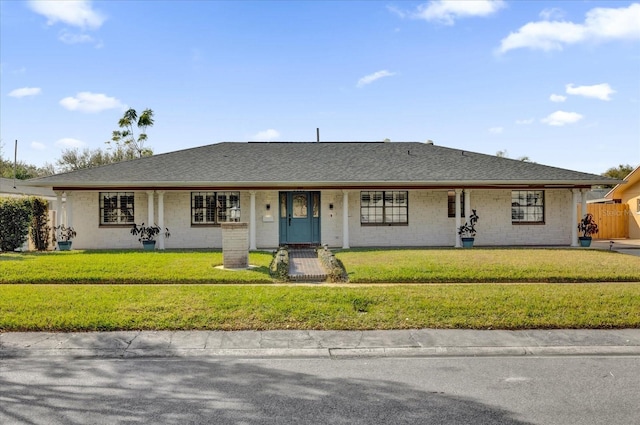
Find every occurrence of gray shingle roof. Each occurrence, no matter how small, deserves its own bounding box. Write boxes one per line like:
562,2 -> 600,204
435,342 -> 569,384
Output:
26,141 -> 618,188
1,177 -> 56,197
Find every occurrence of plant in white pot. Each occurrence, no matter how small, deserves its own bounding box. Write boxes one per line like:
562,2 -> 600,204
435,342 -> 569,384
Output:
54,225 -> 77,251
577,213 -> 598,247
130,223 -> 170,250
458,209 -> 479,248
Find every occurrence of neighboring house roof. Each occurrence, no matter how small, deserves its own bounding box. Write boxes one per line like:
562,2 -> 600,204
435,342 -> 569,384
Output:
0,177 -> 56,198
25,141 -> 620,189
605,164 -> 640,199
585,189 -> 611,203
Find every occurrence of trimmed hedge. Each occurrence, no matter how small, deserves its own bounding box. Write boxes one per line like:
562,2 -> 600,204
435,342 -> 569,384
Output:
0,197 -> 33,251
30,197 -> 50,251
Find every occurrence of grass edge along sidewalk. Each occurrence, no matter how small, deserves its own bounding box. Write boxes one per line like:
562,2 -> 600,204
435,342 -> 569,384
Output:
1,283 -> 639,331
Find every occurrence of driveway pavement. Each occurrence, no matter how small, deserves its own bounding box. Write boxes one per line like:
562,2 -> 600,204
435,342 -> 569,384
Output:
590,238 -> 640,257
2,329 -> 639,359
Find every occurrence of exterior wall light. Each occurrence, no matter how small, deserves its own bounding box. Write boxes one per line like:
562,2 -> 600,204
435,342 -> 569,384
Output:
230,205 -> 241,222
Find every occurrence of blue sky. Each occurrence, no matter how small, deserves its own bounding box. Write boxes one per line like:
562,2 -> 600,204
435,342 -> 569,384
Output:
1,0 -> 639,174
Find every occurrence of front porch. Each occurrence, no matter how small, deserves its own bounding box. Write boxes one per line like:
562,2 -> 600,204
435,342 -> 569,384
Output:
55,187 -> 592,250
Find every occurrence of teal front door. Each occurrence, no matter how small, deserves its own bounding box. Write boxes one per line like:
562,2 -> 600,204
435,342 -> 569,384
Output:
279,191 -> 320,245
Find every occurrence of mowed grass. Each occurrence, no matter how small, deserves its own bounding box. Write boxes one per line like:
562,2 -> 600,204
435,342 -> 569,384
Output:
2,248 -> 639,285
0,250 -> 274,284
336,248 -> 640,283
1,284 -> 639,331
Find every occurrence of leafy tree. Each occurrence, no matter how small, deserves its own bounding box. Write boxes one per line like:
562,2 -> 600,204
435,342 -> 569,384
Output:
56,148 -> 117,172
0,141 -> 54,179
602,164 -> 633,181
496,150 -> 533,162
108,108 -> 155,158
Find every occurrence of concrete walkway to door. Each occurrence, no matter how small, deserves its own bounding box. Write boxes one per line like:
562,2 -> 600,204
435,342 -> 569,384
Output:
288,249 -> 327,282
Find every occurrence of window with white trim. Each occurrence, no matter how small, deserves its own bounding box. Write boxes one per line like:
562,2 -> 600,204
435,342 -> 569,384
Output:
100,192 -> 134,225
511,190 -> 545,223
360,191 -> 408,225
191,192 -> 239,225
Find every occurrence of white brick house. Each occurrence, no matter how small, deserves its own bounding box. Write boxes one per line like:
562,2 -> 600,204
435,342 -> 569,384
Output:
26,141 -> 620,250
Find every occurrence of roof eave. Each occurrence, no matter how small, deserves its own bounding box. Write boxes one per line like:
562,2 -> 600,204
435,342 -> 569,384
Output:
24,179 -> 621,190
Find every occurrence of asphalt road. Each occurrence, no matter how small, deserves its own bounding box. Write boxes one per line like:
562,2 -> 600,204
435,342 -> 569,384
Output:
1,355 -> 638,425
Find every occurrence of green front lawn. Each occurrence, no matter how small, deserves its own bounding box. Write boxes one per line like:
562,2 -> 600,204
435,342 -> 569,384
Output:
336,248 -> 640,283
0,250 -> 274,284
1,284 -> 639,331
2,248 -> 639,284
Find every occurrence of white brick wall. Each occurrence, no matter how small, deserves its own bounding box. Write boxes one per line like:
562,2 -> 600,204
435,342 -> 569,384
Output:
68,188 -> 573,250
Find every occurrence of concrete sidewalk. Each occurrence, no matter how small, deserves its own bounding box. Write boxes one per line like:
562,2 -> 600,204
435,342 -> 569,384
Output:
2,329 -> 639,359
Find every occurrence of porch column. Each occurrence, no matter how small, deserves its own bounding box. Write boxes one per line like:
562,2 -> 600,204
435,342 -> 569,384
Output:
65,192 -> 73,228
571,189 -> 579,247
146,191 -> 155,226
454,189 -> 462,248
55,191 -> 63,228
464,189 -> 472,221
157,191 -> 165,250
580,189 -> 588,219
249,191 -> 257,250
342,190 -> 350,249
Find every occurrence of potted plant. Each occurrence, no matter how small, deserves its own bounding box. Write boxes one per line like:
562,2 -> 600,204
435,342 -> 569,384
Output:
54,224 -> 77,251
458,209 -> 479,248
131,223 -> 170,250
577,213 -> 598,247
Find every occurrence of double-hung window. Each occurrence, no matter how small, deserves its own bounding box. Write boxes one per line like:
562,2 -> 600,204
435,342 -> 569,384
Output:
360,191 -> 408,225
511,190 -> 545,224
100,192 -> 135,225
191,191 -> 239,225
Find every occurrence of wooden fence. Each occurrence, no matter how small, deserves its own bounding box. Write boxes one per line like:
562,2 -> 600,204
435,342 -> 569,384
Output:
578,204 -> 629,239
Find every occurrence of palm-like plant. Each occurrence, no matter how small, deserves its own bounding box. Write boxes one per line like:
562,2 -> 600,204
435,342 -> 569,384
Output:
109,108 -> 154,159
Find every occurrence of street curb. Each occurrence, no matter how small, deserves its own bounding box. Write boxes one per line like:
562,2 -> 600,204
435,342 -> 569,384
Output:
2,345 -> 639,359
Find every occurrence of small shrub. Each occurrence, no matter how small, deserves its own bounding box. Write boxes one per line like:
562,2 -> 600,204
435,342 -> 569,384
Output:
30,197 -> 51,251
269,247 -> 289,281
318,246 -> 348,283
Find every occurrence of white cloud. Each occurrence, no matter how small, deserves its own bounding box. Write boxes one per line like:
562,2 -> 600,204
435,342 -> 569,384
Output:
498,3 -> 640,54
515,118 -> 534,125
541,110 -> 584,126
489,126 -> 504,134
59,92 -> 124,113
412,0 -> 505,25
539,8 -> 565,21
28,0 -> 106,29
252,129 -> 281,141
549,94 -> 567,102
55,138 -> 86,148
31,141 -> 47,151
357,70 -> 395,88
9,87 -> 42,98
566,83 -> 615,101
59,30 -> 96,45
